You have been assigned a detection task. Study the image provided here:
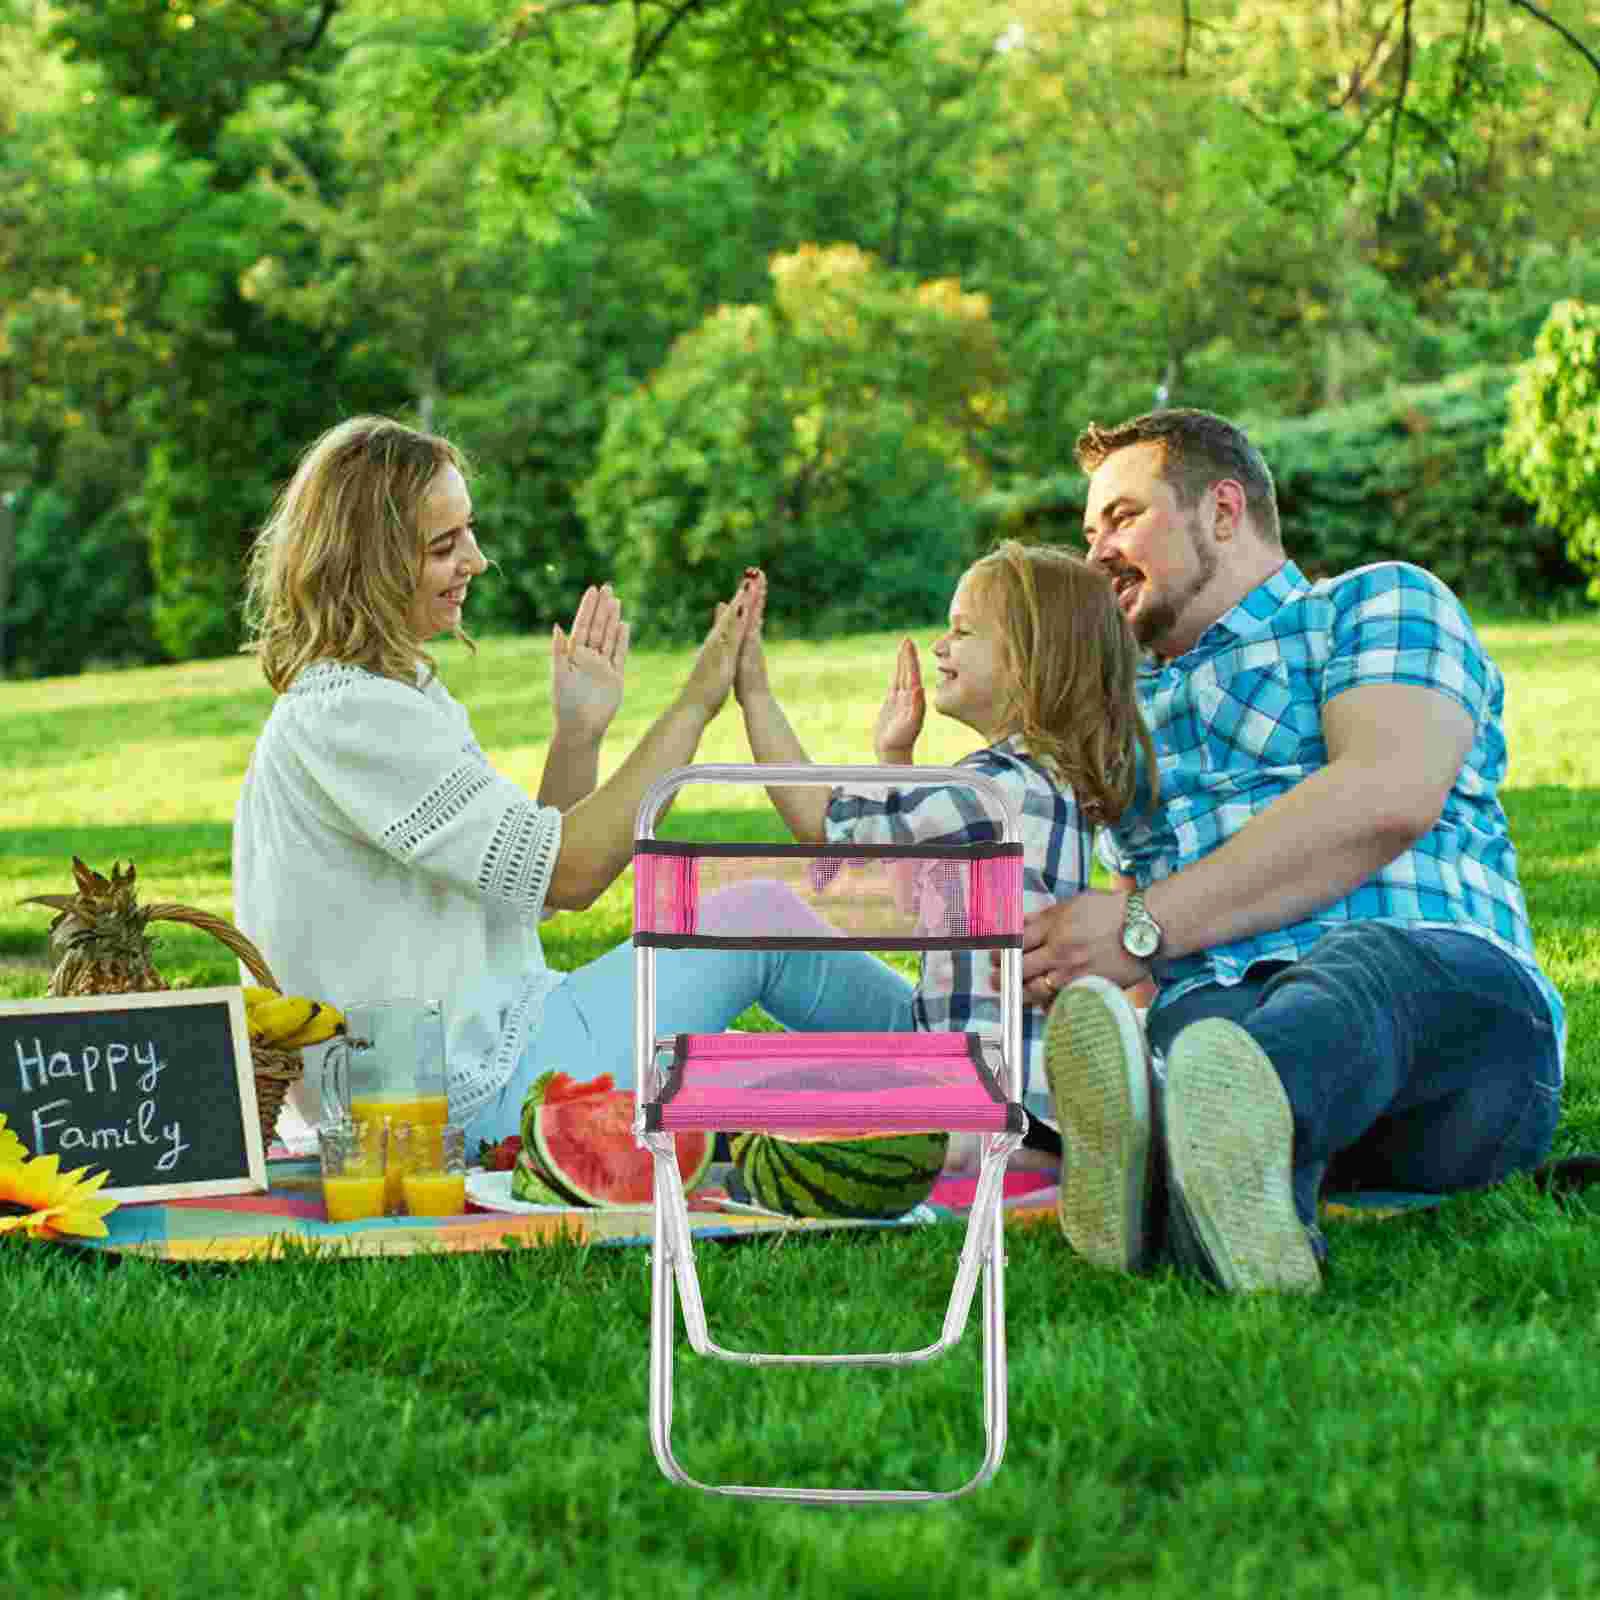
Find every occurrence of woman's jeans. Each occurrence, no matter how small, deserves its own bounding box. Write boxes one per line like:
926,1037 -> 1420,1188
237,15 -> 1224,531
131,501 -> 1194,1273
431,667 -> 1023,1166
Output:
464,936 -> 917,1147
1144,923 -> 1563,1228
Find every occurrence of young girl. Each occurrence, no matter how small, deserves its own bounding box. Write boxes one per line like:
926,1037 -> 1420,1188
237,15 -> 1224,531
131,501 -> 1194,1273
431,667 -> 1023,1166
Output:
733,543 -> 1156,1161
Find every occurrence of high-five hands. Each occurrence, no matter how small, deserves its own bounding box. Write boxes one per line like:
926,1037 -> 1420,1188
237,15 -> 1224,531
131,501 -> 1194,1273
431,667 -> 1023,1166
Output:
552,583 -> 630,742
733,568 -> 771,708
874,637 -> 926,763
681,572 -> 761,720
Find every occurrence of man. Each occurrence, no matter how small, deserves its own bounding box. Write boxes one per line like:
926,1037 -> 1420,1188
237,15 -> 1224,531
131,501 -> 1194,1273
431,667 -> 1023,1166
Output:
1022,408 -> 1565,1293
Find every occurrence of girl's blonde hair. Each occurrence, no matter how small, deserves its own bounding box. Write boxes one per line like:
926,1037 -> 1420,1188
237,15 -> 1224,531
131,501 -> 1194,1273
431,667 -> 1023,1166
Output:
238,415 -> 494,694
966,540 -> 1158,824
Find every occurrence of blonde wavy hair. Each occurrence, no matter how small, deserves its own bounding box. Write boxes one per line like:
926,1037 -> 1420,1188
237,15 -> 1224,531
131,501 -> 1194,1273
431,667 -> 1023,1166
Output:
238,415 -> 496,694
966,540 -> 1158,825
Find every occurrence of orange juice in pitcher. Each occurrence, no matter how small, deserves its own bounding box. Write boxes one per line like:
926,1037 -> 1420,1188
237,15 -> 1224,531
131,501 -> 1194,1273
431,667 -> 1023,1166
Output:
323,1001 -> 448,1214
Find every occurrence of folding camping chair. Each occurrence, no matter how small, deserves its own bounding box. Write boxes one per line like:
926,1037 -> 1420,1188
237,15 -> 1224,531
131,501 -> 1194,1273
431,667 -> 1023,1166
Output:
632,763 -> 1029,1505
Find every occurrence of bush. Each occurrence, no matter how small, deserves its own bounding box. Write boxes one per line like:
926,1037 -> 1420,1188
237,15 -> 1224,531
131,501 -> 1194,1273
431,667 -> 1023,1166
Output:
978,368 -> 1590,616
3,488 -> 158,679
1493,299 -> 1600,601
579,244 -> 1007,640
1253,367 -> 1586,609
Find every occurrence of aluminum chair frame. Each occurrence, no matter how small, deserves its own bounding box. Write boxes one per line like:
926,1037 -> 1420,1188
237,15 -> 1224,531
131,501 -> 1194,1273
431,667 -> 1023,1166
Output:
633,764 -> 1028,1505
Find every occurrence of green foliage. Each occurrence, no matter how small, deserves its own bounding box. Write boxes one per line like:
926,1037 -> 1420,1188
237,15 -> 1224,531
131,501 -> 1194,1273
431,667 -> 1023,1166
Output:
383,0 -> 908,205
46,0 -> 342,156
4,487 -> 154,677
1494,299 -> 1600,601
984,367 -> 1592,616
1252,367 -> 1589,610
578,244 -> 1003,639
7,1 -> 1600,679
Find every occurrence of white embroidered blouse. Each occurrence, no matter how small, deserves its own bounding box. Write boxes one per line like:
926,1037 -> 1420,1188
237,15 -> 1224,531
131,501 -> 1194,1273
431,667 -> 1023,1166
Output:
231,659 -> 564,1138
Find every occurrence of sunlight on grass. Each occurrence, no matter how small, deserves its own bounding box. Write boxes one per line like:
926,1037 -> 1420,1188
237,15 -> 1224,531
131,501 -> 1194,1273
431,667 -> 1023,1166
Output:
2,614 -> 1599,1595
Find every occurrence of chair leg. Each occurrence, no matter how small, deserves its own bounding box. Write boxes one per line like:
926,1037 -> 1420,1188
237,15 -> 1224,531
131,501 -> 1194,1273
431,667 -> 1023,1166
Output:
647,1136 -> 712,1353
940,1131 -> 1024,1349
648,1168 -> 693,1487
646,1125 -> 1019,1499
980,1192 -> 1009,1475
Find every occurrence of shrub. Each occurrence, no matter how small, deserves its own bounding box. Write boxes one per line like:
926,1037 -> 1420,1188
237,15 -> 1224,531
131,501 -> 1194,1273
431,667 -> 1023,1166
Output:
981,368 -> 1588,615
1492,299 -> 1600,601
1254,366 -> 1586,609
4,488 -> 157,679
578,244 -> 1006,640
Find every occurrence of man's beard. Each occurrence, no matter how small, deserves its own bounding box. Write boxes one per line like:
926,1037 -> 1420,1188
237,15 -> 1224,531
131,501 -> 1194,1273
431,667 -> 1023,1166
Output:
1130,519 -> 1217,654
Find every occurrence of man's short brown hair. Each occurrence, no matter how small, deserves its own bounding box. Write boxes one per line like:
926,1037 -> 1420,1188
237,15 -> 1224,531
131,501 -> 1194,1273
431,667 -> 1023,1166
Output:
1075,408 -> 1281,547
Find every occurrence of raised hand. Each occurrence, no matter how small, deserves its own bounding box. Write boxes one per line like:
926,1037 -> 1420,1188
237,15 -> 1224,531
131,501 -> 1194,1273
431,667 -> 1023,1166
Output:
733,568 -> 771,707
551,583 -> 630,743
680,575 -> 759,720
874,637 -> 926,763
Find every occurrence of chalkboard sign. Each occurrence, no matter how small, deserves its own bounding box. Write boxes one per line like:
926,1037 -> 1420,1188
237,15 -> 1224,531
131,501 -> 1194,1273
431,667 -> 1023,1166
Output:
0,987 -> 267,1201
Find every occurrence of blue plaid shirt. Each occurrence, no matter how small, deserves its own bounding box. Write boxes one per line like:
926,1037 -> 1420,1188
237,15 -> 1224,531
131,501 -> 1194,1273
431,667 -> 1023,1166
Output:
827,735 -> 1092,1106
1100,560 -> 1566,1067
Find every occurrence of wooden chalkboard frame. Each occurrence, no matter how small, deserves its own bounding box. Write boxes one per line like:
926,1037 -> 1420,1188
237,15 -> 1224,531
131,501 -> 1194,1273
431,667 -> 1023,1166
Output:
0,987 -> 267,1202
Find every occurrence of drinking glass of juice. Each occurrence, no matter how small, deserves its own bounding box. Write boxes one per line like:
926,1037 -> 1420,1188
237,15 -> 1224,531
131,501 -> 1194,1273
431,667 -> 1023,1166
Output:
392,1122 -> 468,1217
349,1094 -> 449,1212
322,999 -> 449,1212
318,1118 -> 388,1223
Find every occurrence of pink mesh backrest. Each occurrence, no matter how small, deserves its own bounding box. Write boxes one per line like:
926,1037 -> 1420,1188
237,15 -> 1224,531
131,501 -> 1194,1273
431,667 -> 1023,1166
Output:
635,844 -> 1023,948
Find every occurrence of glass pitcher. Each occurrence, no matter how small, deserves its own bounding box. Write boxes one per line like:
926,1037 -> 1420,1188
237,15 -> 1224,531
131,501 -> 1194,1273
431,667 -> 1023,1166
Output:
321,1000 -> 449,1132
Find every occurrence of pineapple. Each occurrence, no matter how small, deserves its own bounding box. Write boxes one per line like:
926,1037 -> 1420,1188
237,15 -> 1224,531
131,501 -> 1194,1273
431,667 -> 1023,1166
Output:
21,856 -> 172,996
20,857 -> 312,1147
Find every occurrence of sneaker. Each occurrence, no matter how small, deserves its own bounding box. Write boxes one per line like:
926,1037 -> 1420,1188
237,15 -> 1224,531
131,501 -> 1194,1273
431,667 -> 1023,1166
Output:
1043,976 -> 1152,1272
1163,1018 -> 1321,1294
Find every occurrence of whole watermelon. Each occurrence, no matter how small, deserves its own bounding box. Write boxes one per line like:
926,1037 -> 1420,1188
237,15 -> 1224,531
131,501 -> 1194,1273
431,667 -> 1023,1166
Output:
730,1129 -> 949,1219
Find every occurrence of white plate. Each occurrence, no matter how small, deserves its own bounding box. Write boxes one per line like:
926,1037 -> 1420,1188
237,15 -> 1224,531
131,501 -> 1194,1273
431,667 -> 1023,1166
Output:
463,1169 -> 650,1216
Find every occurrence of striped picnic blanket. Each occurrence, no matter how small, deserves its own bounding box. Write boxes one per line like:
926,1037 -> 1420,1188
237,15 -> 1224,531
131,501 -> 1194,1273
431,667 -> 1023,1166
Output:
71,1159 -> 1431,1263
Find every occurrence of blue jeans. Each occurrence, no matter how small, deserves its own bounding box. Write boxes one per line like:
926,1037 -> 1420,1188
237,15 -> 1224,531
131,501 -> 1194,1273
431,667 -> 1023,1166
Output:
464,939 -> 917,1147
1145,924 -> 1563,1228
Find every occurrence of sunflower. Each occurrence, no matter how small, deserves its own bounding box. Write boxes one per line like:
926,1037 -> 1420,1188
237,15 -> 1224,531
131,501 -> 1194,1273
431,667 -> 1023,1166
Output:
0,1152 -> 120,1240
0,1113 -> 25,1164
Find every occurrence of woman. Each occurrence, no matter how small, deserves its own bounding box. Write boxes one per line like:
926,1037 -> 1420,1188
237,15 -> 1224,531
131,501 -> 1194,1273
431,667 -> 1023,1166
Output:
232,415 -> 914,1151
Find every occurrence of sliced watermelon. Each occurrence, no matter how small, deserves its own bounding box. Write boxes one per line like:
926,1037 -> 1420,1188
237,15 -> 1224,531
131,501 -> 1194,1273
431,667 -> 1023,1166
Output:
520,1070 -> 711,1207
510,1142 -> 577,1204
510,1146 -> 571,1204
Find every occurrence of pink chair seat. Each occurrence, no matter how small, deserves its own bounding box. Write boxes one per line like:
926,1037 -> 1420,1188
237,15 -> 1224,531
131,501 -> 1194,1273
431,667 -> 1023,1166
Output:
646,1030 -> 1022,1135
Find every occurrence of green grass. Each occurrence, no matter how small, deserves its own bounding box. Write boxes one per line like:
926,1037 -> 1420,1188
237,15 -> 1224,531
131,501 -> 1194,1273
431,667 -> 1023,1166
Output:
2,617 -> 1598,1599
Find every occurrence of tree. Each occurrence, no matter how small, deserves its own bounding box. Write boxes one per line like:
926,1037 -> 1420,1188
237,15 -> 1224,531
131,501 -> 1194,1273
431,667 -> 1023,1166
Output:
579,243 -> 1008,638
45,0 -> 341,158
1494,298 -> 1600,597
370,0 -> 908,204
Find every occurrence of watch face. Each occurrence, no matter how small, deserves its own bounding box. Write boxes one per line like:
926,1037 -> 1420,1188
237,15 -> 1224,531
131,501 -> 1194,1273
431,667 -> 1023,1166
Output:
1124,921 -> 1160,960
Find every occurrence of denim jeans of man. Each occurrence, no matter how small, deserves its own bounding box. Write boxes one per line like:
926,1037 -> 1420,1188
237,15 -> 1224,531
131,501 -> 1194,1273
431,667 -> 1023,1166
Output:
1143,923 -> 1563,1239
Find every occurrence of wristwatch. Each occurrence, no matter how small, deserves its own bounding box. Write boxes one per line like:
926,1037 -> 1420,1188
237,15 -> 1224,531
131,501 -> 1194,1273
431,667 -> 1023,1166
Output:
1121,890 -> 1164,961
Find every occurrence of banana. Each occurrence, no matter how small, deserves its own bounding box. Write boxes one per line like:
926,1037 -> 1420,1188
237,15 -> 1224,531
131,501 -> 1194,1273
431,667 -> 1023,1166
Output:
277,1001 -> 345,1050
246,994 -> 317,1046
240,987 -> 346,1049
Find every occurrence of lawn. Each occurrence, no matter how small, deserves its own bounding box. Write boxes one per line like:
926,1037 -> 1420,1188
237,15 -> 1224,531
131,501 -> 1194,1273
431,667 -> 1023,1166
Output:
2,616 -> 1598,1600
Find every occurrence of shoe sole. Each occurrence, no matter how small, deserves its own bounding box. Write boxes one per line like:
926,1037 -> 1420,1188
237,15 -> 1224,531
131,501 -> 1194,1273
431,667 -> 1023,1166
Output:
1165,1020 -> 1321,1294
1044,978 -> 1150,1272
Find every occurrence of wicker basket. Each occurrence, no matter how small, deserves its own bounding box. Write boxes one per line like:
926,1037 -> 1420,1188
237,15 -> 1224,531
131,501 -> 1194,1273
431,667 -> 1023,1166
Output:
143,903 -> 316,1150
